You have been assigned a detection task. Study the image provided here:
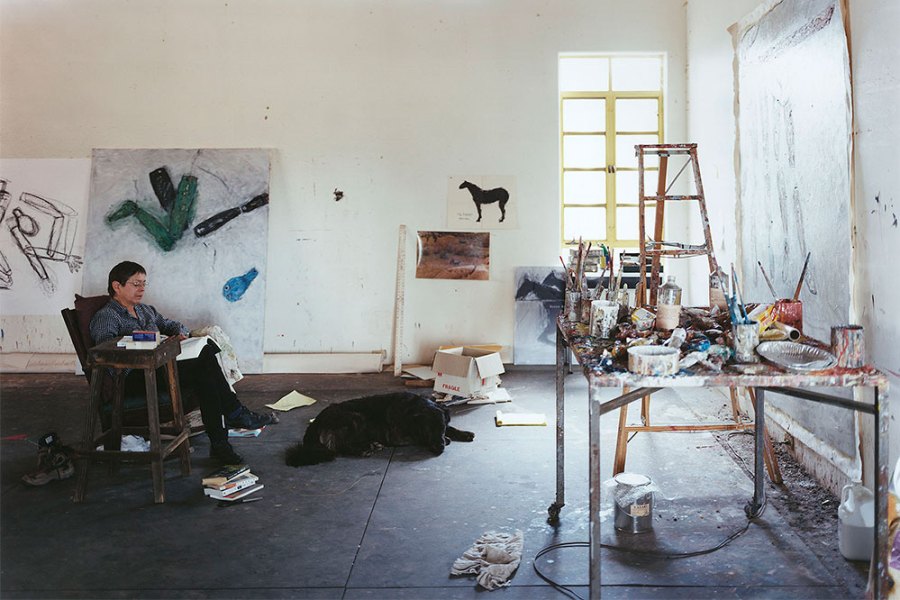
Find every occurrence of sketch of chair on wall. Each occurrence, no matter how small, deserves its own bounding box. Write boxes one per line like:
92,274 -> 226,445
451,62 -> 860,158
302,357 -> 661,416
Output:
0,178 -> 82,294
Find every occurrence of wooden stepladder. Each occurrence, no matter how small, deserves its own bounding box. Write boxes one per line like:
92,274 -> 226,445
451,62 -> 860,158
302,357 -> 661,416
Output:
635,143 -> 719,306
617,143 -> 782,483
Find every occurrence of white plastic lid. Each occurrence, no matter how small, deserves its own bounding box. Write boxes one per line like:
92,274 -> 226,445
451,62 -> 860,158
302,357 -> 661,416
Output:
614,473 -> 651,487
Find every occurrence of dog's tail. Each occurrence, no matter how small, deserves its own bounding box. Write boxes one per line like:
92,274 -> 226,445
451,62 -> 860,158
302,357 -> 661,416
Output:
285,441 -> 335,467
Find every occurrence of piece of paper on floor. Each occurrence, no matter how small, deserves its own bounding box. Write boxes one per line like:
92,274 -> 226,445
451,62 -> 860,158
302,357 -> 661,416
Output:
266,390 -> 317,411
467,388 -> 512,405
402,365 -> 437,380
495,410 -> 546,427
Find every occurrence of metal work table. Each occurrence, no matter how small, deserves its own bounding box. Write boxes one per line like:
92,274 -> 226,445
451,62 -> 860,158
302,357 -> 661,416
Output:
550,316 -> 891,599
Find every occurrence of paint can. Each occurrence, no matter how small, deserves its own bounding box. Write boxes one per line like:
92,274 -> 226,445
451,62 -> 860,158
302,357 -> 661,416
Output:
627,345 -> 679,375
590,300 -> 619,338
732,322 -> 759,363
580,295 -> 594,324
613,473 -> 654,533
773,299 -> 802,332
832,325 -> 865,368
564,291 -> 581,322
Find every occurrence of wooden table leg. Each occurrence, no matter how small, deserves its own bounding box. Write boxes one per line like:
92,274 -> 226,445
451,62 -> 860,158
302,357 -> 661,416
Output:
613,387 -> 629,476
144,366 -> 165,504
74,370 -> 105,503
166,360 -> 191,476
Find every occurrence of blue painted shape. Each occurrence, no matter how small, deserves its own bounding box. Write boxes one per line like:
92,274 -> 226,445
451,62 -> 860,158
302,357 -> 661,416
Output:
223,267 -> 258,302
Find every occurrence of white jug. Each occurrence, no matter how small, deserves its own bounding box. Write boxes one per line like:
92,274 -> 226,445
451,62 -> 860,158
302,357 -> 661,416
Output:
838,481 -> 874,561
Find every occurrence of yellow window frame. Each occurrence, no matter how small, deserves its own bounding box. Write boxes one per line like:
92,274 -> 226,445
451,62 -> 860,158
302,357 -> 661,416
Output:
559,66 -> 665,252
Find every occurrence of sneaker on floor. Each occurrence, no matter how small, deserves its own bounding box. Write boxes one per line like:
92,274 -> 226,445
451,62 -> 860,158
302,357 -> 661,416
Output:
209,440 -> 243,464
225,406 -> 276,430
22,451 -> 75,486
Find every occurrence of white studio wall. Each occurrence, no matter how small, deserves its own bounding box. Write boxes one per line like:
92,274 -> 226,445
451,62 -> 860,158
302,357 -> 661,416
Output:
0,0 -> 687,366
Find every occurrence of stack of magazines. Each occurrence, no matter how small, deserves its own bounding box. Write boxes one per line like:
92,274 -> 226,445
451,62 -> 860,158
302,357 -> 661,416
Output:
201,464 -> 263,502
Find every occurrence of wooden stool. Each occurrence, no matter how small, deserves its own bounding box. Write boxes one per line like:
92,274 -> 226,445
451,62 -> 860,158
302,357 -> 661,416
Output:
74,336 -> 192,503
613,386 -> 782,483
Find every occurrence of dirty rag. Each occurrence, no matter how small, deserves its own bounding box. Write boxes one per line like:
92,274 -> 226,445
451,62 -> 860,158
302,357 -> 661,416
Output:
450,530 -> 523,590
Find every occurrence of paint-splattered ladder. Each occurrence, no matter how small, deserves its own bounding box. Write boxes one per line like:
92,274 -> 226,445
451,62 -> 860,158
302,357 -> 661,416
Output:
635,143 -> 720,306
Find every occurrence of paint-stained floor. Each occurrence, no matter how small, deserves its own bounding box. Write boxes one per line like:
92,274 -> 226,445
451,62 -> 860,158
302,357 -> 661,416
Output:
0,368 -> 869,598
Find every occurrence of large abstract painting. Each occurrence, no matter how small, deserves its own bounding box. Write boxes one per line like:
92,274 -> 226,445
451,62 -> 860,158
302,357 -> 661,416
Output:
82,149 -> 270,372
514,267 -> 565,365
0,159 -> 91,315
732,0 -> 853,453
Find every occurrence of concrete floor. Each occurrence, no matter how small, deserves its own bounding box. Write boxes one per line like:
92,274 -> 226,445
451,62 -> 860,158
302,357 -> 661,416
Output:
0,367 -> 869,599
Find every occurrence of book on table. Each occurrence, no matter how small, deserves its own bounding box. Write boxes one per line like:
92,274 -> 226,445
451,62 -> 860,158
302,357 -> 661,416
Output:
203,473 -> 259,497
201,463 -> 250,487
209,483 -> 264,502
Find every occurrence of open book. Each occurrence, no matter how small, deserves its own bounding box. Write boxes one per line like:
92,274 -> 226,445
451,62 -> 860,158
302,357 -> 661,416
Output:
176,335 -> 211,361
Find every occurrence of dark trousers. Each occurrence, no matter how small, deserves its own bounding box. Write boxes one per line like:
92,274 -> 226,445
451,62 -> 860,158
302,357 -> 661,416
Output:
124,340 -> 240,443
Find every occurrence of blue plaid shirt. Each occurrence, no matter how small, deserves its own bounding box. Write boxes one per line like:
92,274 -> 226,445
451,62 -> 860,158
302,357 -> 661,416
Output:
89,299 -> 190,345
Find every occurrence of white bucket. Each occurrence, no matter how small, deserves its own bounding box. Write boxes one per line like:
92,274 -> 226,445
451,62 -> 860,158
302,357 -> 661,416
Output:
838,481 -> 874,561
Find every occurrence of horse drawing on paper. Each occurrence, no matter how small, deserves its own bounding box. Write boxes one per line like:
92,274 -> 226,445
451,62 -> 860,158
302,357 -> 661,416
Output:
458,181 -> 509,223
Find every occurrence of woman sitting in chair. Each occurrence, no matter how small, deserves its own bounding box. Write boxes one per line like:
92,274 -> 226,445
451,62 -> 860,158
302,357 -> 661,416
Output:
90,260 -> 274,464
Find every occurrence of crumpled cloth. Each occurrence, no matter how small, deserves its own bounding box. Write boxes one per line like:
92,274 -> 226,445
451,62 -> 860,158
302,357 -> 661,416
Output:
450,530 -> 523,590
191,325 -> 243,389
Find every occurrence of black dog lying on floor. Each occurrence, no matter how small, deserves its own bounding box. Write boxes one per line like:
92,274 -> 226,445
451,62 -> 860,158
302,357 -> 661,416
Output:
285,392 -> 474,466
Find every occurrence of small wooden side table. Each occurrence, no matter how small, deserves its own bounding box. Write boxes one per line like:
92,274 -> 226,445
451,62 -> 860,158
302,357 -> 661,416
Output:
75,335 -> 191,503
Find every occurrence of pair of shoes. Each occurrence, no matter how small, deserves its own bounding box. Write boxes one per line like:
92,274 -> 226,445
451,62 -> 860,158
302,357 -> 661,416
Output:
225,406 -> 276,430
22,446 -> 75,486
209,440 -> 244,464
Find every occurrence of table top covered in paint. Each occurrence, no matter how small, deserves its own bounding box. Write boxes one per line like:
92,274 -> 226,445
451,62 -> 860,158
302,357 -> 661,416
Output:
559,317 -> 889,390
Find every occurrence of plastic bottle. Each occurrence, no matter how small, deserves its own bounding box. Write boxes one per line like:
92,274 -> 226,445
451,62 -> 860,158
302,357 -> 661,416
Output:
838,481 -> 875,561
709,266 -> 728,311
656,276 -> 682,330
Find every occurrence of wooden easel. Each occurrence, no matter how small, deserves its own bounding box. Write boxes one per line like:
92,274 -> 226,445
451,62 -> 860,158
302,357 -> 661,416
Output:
613,387 -> 782,483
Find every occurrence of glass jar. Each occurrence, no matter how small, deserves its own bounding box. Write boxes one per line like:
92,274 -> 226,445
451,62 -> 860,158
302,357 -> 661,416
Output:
656,276 -> 682,330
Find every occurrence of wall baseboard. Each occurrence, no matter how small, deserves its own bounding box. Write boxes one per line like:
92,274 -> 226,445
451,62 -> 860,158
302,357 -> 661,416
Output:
0,352 -> 385,375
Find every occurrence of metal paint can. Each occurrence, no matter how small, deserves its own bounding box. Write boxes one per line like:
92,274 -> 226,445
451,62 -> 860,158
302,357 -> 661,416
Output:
832,324 -> 865,368
773,299 -> 802,332
613,473 -> 654,533
590,300 -> 618,338
564,291 -> 581,322
732,322 -> 759,363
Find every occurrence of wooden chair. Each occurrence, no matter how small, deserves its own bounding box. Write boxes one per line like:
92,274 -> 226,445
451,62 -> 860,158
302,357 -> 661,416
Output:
613,387 -> 783,484
61,295 -> 191,502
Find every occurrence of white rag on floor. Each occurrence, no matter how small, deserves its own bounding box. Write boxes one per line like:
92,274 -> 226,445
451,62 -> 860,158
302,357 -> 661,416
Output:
450,530 -> 524,590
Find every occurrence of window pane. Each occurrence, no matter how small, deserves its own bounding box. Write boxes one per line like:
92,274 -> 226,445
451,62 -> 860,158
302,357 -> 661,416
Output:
611,57 -> 662,91
562,99 -> 605,133
559,57 -> 609,92
563,207 -> 605,241
615,169 -> 658,204
616,135 -> 660,168
563,135 -> 605,168
615,98 -> 659,132
563,171 -> 605,204
616,206 -> 640,240
615,207 -> 657,241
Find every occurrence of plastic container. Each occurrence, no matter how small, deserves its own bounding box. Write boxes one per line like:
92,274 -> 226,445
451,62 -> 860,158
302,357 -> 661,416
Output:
656,276 -> 682,330
709,267 -> 728,310
838,481 -> 875,561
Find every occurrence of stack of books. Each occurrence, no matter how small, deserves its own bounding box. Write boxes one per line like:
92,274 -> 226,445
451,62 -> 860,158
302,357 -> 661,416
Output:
201,464 -> 263,502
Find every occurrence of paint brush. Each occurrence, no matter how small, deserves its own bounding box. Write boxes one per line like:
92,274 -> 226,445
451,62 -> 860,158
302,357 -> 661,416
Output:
731,264 -> 749,323
757,261 -> 779,300
792,252 -> 811,301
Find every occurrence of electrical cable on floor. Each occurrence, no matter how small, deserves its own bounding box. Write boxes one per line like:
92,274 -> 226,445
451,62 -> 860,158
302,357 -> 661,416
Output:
533,497 -> 767,599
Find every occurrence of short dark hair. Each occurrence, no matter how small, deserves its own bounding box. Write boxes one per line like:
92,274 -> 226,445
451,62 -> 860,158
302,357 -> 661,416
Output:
107,261 -> 145,296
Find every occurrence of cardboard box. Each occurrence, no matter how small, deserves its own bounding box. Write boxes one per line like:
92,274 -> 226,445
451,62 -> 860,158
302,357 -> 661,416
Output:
432,346 -> 505,397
